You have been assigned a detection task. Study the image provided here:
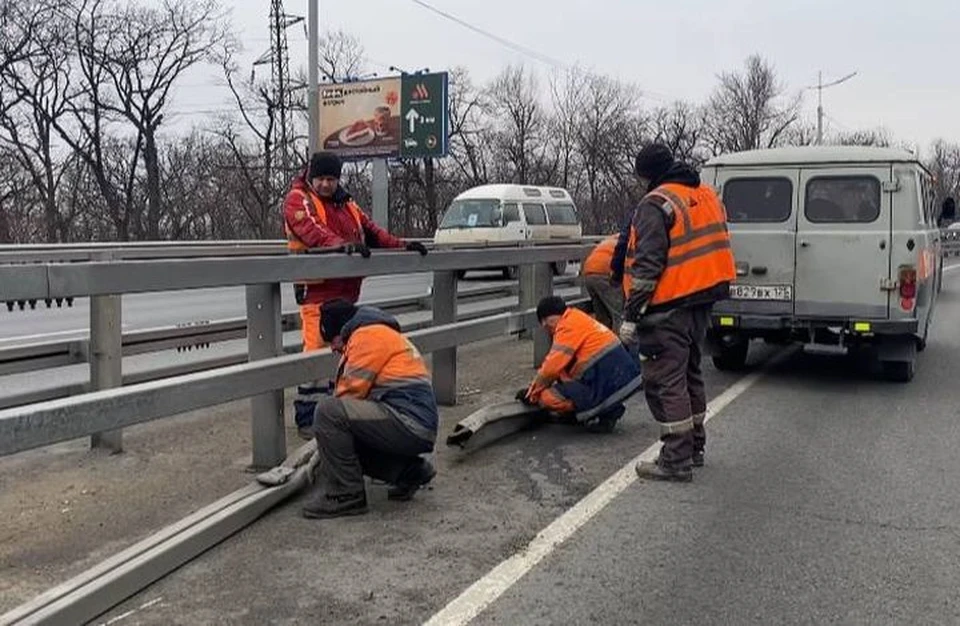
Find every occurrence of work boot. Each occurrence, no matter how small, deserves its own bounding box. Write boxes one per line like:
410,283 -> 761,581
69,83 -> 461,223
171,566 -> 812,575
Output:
388,459 -> 437,502
302,490 -> 368,519
692,449 -> 705,468
635,457 -> 693,483
585,404 -> 626,434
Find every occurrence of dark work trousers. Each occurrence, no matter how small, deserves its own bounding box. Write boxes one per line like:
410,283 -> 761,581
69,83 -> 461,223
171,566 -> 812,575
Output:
312,396 -> 433,497
582,274 -> 624,331
635,305 -> 709,468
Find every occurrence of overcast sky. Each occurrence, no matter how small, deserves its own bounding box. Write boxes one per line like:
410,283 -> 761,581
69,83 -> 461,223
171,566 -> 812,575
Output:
167,0 -> 959,154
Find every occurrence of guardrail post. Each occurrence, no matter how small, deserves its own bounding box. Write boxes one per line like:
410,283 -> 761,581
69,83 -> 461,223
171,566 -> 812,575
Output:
518,263 -> 536,341
90,294 -> 123,452
533,262 -> 554,367
246,283 -> 285,469
432,270 -> 458,406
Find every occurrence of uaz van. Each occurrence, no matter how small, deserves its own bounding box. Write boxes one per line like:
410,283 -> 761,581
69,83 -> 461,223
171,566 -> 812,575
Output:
701,146 -> 947,382
432,184 -> 582,279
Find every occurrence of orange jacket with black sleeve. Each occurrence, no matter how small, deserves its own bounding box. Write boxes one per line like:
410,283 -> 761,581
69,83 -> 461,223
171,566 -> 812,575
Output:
527,307 -> 627,402
334,306 -> 438,443
282,170 -> 406,305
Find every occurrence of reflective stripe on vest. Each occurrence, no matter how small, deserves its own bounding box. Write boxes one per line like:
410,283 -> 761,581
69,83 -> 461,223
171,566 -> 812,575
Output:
285,190 -> 364,253
624,182 -> 736,306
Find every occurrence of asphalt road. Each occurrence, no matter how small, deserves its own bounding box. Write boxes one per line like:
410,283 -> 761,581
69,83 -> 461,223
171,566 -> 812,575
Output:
88,266 -> 960,625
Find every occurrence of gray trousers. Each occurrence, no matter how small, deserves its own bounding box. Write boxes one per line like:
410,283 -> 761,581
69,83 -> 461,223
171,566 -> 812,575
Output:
312,396 -> 433,496
583,274 -> 624,330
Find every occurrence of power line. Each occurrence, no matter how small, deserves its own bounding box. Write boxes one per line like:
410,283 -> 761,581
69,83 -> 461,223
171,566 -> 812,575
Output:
407,0 -> 565,69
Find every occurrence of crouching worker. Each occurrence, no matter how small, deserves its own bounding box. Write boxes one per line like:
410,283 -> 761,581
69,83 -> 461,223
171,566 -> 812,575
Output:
302,298 -> 438,519
517,296 -> 641,433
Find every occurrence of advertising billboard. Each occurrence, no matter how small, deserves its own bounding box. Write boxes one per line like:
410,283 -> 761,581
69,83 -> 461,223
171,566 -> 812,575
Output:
319,72 -> 448,160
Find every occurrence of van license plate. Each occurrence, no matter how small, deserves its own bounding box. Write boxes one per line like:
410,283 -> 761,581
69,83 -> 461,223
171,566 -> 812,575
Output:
730,284 -> 793,301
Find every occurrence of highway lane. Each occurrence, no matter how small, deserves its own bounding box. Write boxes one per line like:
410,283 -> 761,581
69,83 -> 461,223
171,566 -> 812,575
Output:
463,269 -> 960,625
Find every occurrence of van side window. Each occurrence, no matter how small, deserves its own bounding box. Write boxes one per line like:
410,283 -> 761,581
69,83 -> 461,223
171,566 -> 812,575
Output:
522,203 -> 548,225
722,178 -> 793,223
545,203 -> 579,225
502,203 -> 521,224
805,176 -> 881,223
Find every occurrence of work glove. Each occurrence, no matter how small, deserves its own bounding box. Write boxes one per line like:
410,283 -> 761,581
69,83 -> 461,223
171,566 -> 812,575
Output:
405,241 -> 429,256
342,242 -> 371,258
619,321 -> 638,345
515,388 -> 535,406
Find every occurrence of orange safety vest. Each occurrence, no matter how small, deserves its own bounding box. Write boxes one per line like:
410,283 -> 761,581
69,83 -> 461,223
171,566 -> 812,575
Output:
285,189 -> 364,253
533,308 -> 622,390
624,182 -> 736,307
581,235 -> 619,277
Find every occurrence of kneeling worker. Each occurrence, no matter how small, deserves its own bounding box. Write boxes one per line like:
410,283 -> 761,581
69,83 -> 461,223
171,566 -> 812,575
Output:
517,296 -> 641,432
302,299 -> 437,519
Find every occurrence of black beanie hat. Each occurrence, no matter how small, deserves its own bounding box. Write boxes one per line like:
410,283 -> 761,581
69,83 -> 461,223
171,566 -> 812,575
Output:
320,298 -> 358,342
634,143 -> 674,180
309,151 -> 343,179
536,296 -> 568,322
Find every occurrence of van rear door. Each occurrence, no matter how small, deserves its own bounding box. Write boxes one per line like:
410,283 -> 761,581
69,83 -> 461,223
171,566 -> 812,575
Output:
713,168 -> 799,318
795,167 -> 891,319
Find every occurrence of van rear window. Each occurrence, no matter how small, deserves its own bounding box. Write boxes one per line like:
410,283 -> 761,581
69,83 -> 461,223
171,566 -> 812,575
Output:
805,177 -> 881,223
722,178 -> 793,223
546,203 -> 579,225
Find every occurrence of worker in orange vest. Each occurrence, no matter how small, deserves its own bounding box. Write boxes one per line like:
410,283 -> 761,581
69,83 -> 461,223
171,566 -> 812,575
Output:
282,151 -> 428,353
302,298 -> 438,519
580,234 -> 624,330
618,144 -> 736,482
516,296 -> 640,433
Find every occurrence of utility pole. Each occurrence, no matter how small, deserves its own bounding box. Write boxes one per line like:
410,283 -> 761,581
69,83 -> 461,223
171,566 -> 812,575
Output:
809,70 -> 858,145
308,0 -> 319,155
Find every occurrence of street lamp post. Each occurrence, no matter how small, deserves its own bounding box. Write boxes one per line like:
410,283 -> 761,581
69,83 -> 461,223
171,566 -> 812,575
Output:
307,0 -> 319,154
809,70 -> 858,145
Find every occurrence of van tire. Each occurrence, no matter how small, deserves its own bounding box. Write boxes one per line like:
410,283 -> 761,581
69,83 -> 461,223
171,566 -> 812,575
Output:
712,340 -> 749,371
552,261 -> 567,276
503,267 -> 518,280
882,359 -> 915,383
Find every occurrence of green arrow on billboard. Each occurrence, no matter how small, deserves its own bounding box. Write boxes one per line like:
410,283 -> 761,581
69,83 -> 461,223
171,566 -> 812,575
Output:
399,72 -> 448,159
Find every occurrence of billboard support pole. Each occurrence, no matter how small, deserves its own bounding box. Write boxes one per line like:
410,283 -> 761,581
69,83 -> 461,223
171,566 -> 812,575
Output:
307,0 -> 319,155
372,159 -> 390,228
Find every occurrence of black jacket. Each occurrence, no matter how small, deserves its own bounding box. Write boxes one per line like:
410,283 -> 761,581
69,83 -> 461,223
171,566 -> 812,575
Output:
617,163 -> 729,321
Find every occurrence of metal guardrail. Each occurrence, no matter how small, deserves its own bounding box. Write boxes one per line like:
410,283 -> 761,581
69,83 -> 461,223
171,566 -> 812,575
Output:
0,242 -> 593,466
0,277 -> 577,379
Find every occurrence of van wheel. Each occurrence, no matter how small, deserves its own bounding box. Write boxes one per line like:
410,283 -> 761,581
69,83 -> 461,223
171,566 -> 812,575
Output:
551,261 -> 567,276
882,359 -> 915,382
712,340 -> 749,371
503,267 -> 518,280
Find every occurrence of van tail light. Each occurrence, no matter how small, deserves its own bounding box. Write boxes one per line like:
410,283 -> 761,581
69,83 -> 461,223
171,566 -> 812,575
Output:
899,265 -> 917,311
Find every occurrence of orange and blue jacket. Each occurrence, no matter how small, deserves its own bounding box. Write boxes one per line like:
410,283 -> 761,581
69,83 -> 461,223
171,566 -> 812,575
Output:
528,308 -> 640,411
335,307 -> 438,442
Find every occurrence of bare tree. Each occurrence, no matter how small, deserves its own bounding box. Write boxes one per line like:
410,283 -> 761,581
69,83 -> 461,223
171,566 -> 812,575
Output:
97,0 -> 230,239
927,140 -> 960,208
486,65 -> 548,184
318,29 -> 365,82
446,66 -> 489,186
650,101 -> 707,166
703,54 -> 801,155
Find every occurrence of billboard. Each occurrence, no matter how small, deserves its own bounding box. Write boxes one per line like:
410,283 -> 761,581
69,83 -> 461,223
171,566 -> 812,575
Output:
319,72 -> 448,160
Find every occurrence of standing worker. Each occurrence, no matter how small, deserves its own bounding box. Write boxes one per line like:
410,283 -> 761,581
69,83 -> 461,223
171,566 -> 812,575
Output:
302,299 -> 438,519
580,234 -> 625,330
282,151 -> 428,352
618,143 -> 736,482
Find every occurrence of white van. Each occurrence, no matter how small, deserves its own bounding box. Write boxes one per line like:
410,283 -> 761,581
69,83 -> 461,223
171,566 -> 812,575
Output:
433,184 -> 582,279
701,146 -> 947,382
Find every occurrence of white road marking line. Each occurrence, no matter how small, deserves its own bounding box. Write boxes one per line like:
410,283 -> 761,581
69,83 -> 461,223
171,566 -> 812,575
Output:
944,264 -> 960,273
0,328 -> 87,344
97,597 -> 164,625
423,356 -> 784,626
